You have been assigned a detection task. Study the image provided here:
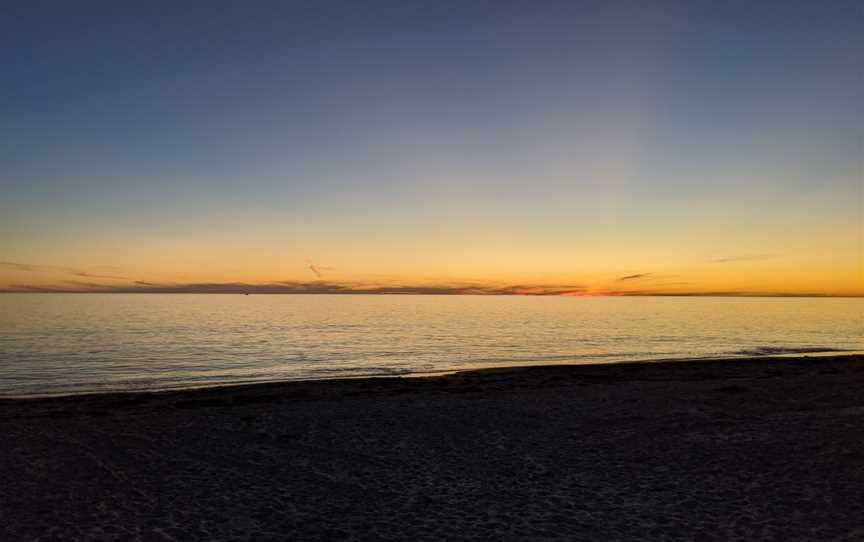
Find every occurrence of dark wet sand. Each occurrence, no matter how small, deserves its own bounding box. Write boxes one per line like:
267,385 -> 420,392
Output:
2,355 -> 864,541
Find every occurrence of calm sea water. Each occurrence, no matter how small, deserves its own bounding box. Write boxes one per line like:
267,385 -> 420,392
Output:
0,294 -> 861,397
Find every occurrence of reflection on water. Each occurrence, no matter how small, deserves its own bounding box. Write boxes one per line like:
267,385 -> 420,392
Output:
0,294 -> 861,397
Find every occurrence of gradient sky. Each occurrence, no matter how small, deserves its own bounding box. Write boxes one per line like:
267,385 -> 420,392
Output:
1,0 -> 862,295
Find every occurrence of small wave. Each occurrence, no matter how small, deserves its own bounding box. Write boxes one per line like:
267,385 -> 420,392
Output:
735,346 -> 849,356
305,366 -> 412,376
467,352 -> 676,365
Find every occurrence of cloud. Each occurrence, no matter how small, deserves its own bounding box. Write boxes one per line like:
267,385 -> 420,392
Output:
0,261 -> 128,280
1,280 -> 858,297
305,259 -> 334,278
0,261 -> 51,272
617,273 -> 652,281
1,284 -> 58,292
712,254 -> 776,263
0,279 -> 587,296
71,270 -> 128,280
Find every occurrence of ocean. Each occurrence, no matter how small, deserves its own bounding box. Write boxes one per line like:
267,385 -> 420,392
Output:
0,293 -> 861,397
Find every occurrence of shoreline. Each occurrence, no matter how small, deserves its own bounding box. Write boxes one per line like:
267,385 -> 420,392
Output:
2,351 -> 862,402
1,352 -> 862,410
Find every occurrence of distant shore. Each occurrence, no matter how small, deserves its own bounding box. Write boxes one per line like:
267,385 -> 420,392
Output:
2,354 -> 863,540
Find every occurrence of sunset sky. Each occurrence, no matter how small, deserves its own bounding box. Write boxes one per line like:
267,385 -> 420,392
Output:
1,0 -> 862,296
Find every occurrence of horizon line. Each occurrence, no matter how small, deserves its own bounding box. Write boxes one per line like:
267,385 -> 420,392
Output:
1,291 -> 861,299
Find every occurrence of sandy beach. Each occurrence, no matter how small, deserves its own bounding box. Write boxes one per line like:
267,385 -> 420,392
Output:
2,354 -> 863,541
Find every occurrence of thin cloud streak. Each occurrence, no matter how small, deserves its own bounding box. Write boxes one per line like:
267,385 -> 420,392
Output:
712,254 -> 776,263
617,273 -> 653,281
0,261 -> 128,280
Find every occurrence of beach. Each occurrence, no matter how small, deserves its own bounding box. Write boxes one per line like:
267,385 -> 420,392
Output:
2,354 -> 863,541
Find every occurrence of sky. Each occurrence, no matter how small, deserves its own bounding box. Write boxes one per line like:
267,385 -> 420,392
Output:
1,0 -> 862,296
